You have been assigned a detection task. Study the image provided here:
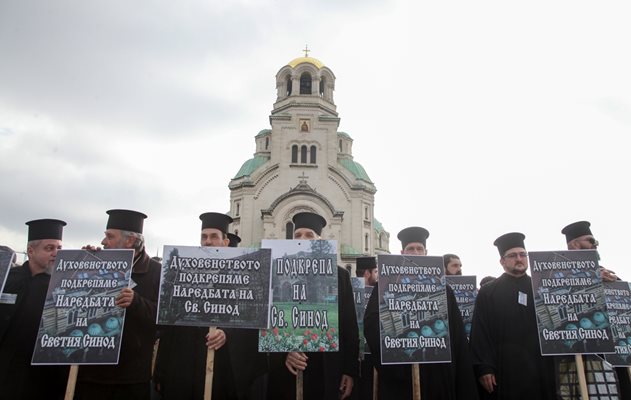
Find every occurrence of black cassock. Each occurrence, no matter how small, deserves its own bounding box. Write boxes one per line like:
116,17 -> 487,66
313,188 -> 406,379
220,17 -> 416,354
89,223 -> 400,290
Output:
469,273 -> 556,400
364,282 -> 478,400
154,325 -> 237,400
352,352 -> 375,400
0,263 -> 68,400
76,251 -> 161,399
224,327 -> 268,400
267,266 -> 359,400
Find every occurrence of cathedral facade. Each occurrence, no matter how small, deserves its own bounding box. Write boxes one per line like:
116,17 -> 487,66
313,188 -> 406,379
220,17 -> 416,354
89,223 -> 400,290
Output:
228,54 -> 390,271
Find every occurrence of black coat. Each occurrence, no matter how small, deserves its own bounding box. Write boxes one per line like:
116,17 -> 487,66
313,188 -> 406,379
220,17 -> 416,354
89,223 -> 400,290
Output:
352,353 -> 375,400
77,250 -> 161,386
469,273 -> 556,400
224,327 -> 269,400
154,325 -> 238,400
364,282 -> 479,400
0,262 -> 68,400
268,266 -> 360,400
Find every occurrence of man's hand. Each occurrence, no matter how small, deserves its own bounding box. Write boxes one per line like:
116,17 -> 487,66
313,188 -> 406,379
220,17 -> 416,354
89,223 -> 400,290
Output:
479,373 -> 496,393
600,267 -> 618,282
206,329 -> 226,350
285,352 -> 308,375
82,245 -> 101,251
116,287 -> 134,308
339,374 -> 353,399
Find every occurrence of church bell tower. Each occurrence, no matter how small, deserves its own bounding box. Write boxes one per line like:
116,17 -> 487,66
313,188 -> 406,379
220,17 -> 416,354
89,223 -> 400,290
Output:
228,49 -> 390,271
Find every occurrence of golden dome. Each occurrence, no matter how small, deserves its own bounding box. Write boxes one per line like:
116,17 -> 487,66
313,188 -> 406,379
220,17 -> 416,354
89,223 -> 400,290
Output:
287,56 -> 325,69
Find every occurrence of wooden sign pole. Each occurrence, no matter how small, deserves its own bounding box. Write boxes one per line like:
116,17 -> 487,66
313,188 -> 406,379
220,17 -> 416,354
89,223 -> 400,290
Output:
372,368 -> 378,400
575,355 -> 589,400
204,327 -> 217,400
296,370 -> 304,400
64,365 -> 79,400
412,363 -> 421,400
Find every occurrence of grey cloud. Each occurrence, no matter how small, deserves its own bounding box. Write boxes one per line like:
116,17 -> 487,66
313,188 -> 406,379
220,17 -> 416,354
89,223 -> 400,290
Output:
0,1 -> 297,136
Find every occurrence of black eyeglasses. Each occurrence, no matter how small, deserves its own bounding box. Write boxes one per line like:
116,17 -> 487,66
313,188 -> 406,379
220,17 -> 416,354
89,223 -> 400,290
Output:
503,252 -> 528,259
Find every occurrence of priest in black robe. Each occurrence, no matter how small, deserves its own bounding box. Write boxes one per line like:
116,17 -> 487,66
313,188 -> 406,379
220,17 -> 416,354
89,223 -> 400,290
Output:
364,226 -> 478,400
0,219 -> 69,400
556,221 -> 630,399
154,212 -> 238,400
267,212 -> 359,400
469,232 -> 556,400
76,209 -> 162,400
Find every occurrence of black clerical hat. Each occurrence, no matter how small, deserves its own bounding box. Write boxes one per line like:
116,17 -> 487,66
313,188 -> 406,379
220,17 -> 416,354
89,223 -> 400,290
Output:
561,221 -> 593,243
356,256 -> 377,271
227,233 -> 241,248
199,212 -> 233,234
397,226 -> 430,248
106,209 -> 147,234
292,212 -> 327,236
493,232 -> 526,256
26,219 -> 66,241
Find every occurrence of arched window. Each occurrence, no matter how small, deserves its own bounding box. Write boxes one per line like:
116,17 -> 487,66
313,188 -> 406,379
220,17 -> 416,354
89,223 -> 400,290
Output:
365,233 -> 369,251
291,145 -> 298,163
286,222 -> 294,239
236,202 -> 240,216
379,233 -> 383,249
300,72 -> 312,94
265,137 -> 269,150
310,146 -> 316,164
301,146 -> 307,163
339,140 -> 343,152
320,77 -> 325,97
286,76 -> 292,96
235,229 -> 239,236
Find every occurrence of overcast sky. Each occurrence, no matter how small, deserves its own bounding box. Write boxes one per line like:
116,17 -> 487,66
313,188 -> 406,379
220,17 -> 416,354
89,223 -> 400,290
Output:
1,0 -> 629,280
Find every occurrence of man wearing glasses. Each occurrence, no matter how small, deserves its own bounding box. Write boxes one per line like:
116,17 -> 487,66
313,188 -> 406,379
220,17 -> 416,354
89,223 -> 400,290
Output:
470,232 -> 556,399
556,221 -> 630,400
563,221 -> 616,281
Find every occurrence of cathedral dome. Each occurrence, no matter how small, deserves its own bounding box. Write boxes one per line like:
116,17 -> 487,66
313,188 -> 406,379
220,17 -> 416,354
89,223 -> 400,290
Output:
287,56 -> 325,69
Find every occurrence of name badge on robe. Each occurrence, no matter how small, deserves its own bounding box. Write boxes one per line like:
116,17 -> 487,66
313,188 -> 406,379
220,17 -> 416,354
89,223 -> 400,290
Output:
518,291 -> 527,306
0,293 -> 17,304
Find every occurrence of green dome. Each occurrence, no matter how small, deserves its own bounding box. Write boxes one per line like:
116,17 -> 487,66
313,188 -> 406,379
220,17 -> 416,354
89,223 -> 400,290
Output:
337,131 -> 352,139
340,244 -> 362,256
373,218 -> 384,233
255,129 -> 271,138
233,155 -> 269,179
338,158 -> 372,183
